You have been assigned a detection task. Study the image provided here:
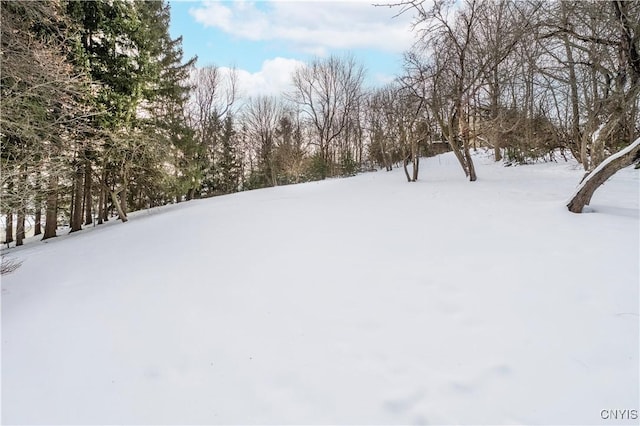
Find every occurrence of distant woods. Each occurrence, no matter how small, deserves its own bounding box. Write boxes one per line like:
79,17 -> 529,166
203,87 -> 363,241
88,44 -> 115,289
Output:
394,0 -> 639,210
2,0 -> 639,245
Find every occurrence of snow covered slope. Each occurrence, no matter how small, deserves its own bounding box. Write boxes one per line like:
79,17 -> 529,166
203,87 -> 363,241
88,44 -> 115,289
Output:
2,152 -> 638,424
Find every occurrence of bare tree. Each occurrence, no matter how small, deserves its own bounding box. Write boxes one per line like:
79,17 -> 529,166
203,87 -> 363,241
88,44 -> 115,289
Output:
1,255 -> 23,276
473,0 -> 539,161
367,88 -> 395,172
386,83 -> 427,181
289,55 -> 365,178
244,96 -> 282,187
188,65 -> 238,197
568,137 -> 640,213
564,1 -> 640,212
399,0 -> 495,181
274,108 -> 309,184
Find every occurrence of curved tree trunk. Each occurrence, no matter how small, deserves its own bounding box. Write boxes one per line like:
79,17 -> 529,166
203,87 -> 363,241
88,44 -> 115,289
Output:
103,183 -> 128,223
567,137 -> 640,213
463,143 -> 477,182
461,123 -> 477,181
403,154 -> 412,182
110,190 -> 128,223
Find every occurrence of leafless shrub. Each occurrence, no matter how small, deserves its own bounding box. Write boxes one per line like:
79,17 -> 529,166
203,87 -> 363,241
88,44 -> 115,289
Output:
1,256 -> 23,276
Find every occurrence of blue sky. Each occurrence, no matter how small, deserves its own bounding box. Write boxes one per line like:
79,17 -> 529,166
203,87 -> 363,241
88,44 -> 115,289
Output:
168,1 -> 417,95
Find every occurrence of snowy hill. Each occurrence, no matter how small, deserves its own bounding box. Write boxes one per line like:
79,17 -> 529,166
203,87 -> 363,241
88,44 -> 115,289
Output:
2,152 -> 638,424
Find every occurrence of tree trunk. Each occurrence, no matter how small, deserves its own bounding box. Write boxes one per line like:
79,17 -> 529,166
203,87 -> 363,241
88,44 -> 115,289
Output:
489,76 -> 502,162
5,212 -> 13,244
69,181 -> 75,227
70,162 -> 84,232
104,181 -> 128,223
379,137 -> 392,171
446,135 -> 468,176
464,144 -> 477,182
567,137 -> 640,213
120,163 -> 129,220
103,193 -> 110,221
561,4 -> 585,169
270,157 -> 278,187
110,189 -> 128,223
34,206 -> 42,236
34,170 -> 42,235
443,107 -> 470,178
97,180 -> 104,225
459,103 -> 477,182
411,139 -> 419,181
99,169 -> 109,223
42,176 -> 58,240
15,163 -> 28,245
357,131 -> 363,168
403,154 -> 412,182
493,131 -> 502,161
15,209 -> 25,246
84,159 -> 93,225
590,124 -> 607,167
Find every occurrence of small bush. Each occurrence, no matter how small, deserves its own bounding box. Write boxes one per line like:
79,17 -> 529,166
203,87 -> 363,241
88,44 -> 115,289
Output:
1,256 -> 23,275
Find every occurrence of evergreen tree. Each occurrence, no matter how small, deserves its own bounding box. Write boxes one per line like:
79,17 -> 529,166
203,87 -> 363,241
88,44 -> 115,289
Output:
66,0 -> 196,218
2,0 -> 196,245
66,0 -> 145,222
199,114 -> 221,197
216,115 -> 241,194
131,0 -> 197,206
1,0 -> 96,242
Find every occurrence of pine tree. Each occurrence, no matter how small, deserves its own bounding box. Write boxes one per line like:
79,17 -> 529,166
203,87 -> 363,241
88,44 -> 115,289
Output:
1,1 -> 96,242
66,0 -> 143,222
141,1 -> 197,203
216,115 -> 241,194
199,114 -> 221,197
66,0 -> 196,217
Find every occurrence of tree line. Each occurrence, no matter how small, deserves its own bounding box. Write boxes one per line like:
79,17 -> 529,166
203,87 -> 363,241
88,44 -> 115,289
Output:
2,0 -> 194,245
394,0 -> 639,198
2,0 -> 639,247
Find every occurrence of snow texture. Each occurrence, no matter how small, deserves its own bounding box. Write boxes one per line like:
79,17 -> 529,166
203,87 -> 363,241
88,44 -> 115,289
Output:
2,152 -> 638,425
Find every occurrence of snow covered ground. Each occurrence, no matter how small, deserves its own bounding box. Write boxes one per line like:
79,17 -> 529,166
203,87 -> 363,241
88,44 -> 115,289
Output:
2,151 -> 638,424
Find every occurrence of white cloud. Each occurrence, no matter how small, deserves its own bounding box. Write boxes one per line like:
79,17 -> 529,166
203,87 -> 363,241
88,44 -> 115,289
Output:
373,72 -> 397,86
189,0 -> 415,55
220,57 -> 306,99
